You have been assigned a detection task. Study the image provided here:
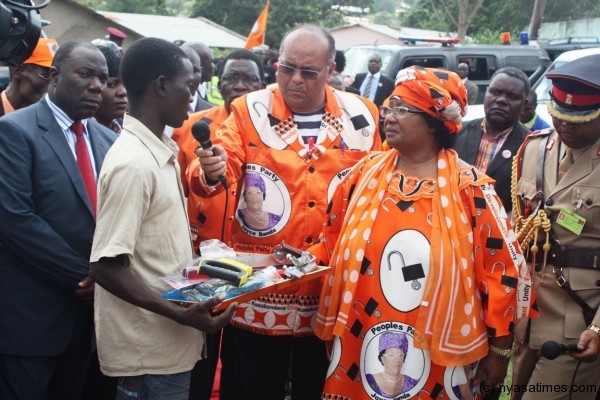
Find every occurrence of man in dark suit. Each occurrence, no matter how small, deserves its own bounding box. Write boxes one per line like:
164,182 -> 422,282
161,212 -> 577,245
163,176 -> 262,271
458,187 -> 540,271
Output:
351,53 -> 395,108
457,62 -> 480,105
453,67 -> 530,214
0,41 -> 116,400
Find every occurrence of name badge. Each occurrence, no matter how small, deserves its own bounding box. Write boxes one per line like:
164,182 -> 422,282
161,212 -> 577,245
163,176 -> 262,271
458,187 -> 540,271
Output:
556,208 -> 586,235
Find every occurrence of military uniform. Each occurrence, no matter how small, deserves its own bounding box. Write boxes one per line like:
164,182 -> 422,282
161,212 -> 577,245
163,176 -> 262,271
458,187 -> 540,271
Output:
512,54 -> 600,400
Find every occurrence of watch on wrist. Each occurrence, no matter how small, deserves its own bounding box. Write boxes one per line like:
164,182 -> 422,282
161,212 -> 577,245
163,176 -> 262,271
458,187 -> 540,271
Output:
489,344 -> 512,359
588,324 -> 600,336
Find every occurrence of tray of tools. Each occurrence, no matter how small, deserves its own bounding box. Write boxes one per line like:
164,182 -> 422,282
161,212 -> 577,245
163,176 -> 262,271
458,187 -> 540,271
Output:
162,242 -> 330,312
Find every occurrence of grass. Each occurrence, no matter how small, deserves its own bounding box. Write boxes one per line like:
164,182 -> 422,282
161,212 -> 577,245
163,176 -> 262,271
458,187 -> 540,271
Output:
499,358 -> 513,400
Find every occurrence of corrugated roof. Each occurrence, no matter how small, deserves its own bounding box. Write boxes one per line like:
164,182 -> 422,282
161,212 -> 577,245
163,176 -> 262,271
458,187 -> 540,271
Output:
98,11 -> 247,48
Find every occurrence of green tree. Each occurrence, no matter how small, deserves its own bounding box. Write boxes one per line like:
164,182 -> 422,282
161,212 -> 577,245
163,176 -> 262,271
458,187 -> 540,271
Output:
373,11 -> 395,25
400,0 -> 600,40
103,0 -> 171,15
399,0 -> 485,39
374,0 -> 397,14
74,0 -> 190,15
190,0 -> 373,48
75,0 -> 108,10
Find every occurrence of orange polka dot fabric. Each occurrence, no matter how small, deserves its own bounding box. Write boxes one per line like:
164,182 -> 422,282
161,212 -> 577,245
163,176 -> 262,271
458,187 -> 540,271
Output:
315,149 -> 530,377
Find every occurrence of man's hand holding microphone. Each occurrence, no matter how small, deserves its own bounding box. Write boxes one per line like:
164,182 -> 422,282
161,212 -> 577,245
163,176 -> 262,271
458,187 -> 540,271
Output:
193,121 -> 229,188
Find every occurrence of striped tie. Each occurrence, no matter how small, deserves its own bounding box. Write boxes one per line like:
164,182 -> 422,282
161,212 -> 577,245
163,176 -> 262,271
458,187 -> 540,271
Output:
362,75 -> 374,99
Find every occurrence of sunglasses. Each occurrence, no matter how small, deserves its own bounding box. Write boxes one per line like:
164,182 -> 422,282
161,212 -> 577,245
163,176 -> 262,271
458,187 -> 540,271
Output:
278,63 -> 329,80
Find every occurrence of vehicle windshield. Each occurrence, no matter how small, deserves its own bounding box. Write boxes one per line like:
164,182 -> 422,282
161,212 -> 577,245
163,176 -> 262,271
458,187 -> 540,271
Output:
343,47 -> 395,78
534,61 -> 568,104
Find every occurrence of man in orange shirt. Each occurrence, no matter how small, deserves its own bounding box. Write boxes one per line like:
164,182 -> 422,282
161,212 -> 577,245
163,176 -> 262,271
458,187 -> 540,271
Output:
193,25 -> 382,400
0,38 -> 58,116
172,49 -> 265,251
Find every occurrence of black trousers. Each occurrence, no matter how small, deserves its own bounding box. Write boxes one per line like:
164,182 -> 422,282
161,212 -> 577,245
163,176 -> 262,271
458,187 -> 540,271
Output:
189,330 -> 222,400
219,325 -> 328,400
0,313 -> 93,400
81,350 -> 117,400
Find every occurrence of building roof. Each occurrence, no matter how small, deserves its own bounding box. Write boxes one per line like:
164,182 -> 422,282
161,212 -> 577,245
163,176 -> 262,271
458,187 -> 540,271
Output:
98,11 -> 247,48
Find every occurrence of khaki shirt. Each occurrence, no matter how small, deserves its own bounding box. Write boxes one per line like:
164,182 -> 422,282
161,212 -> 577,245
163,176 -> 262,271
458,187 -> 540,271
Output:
91,114 -> 203,376
515,129 -> 600,345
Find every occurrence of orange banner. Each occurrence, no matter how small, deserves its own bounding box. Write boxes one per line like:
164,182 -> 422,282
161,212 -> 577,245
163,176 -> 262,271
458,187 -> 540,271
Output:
244,2 -> 269,50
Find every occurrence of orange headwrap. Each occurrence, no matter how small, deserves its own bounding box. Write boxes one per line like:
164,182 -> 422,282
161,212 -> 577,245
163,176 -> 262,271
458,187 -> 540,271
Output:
391,66 -> 468,134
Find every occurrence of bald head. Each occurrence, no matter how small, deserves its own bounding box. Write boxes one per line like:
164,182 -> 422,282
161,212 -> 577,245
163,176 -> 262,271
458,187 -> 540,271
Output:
183,42 -> 213,83
181,46 -> 202,90
280,25 -> 335,64
457,63 -> 470,79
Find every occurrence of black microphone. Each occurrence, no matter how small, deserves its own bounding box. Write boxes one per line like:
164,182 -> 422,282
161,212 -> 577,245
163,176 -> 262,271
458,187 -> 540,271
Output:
191,121 -> 228,189
540,340 -> 580,360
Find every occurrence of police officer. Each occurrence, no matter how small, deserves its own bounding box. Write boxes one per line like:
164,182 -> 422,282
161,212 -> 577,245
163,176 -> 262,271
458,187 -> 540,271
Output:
512,54 -> 600,400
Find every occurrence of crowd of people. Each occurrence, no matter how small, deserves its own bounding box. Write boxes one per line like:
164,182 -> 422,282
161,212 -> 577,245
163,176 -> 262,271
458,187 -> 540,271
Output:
0,22 -> 598,400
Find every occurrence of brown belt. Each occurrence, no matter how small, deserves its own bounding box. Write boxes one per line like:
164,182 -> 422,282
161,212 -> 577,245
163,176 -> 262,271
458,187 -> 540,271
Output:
546,245 -> 600,269
553,267 -> 598,325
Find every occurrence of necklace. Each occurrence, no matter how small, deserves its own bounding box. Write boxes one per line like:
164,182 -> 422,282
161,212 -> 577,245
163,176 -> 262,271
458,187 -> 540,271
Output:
241,209 -> 269,230
382,371 -> 403,384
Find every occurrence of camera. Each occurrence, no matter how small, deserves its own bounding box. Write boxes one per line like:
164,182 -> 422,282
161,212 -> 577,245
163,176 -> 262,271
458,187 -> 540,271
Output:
0,0 -> 50,66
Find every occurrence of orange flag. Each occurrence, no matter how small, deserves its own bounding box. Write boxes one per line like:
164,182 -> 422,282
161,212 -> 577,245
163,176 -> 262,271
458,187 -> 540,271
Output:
244,2 -> 269,49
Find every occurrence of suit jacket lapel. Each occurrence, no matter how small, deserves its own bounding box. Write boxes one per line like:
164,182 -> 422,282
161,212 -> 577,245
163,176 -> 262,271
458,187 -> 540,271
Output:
463,121 -> 484,165
37,102 -> 95,216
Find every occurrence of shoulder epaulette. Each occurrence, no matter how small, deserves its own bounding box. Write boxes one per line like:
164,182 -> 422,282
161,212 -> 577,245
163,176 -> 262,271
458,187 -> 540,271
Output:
527,127 -> 554,138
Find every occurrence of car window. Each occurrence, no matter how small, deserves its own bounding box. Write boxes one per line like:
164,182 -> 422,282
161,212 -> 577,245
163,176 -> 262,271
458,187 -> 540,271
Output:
400,57 -> 446,70
343,48 -> 395,78
505,56 -> 542,77
533,61 -> 568,103
456,56 -> 497,81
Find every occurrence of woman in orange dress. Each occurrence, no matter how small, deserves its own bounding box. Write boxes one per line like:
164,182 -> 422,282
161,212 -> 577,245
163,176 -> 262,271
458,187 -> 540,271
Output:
313,66 -> 533,400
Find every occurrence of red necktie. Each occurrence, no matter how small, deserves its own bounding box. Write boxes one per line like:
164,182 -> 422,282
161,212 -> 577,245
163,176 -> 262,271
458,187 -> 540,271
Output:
71,121 -> 97,215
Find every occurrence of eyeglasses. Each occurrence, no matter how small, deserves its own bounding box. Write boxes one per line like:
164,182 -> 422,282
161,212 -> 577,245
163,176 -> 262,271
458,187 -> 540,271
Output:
382,352 -> 405,360
220,73 -> 261,85
24,66 -> 49,80
278,63 -> 329,80
379,106 -> 425,119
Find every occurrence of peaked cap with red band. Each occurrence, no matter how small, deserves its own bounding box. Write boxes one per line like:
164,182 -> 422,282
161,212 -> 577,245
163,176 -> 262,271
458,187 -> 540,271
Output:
547,54 -> 600,123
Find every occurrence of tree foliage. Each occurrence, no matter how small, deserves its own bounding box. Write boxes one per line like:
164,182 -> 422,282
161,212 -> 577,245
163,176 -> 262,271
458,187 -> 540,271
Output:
400,0 -> 600,40
73,0 -> 600,47
373,0 -> 396,14
75,0 -> 191,16
190,0 -> 372,48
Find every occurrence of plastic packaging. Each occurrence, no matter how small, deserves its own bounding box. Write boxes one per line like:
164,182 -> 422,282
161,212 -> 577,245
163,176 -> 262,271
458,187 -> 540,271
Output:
163,266 -> 283,303
199,239 -> 237,259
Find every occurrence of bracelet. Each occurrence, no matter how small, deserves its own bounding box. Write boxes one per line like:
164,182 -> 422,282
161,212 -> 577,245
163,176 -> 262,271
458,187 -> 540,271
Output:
588,324 -> 600,336
489,344 -> 512,359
